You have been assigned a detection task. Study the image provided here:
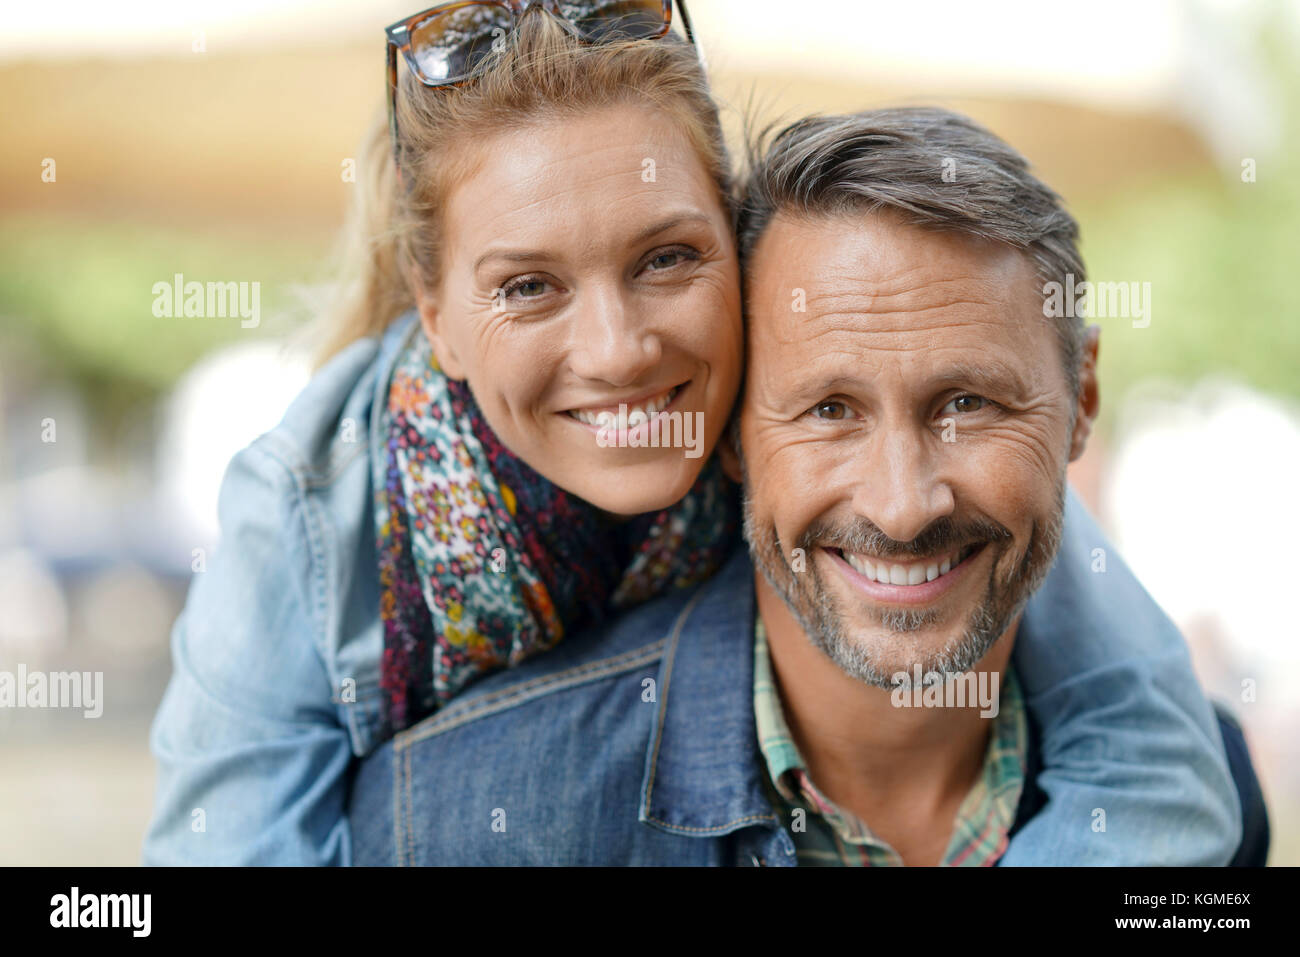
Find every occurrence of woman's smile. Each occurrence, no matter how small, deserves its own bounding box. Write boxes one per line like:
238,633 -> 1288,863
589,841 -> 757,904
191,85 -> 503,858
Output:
563,381 -> 689,432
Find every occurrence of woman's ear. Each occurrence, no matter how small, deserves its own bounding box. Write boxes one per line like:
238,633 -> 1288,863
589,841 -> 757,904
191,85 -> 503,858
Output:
410,268 -> 466,380
1068,325 -> 1101,463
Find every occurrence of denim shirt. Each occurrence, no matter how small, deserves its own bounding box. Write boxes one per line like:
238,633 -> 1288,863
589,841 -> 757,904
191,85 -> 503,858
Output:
142,310 -> 1242,865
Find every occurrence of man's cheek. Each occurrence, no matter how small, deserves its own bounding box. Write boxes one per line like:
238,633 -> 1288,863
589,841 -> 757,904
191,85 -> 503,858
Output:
981,418 -> 1071,481
774,443 -> 851,507
955,433 -> 1062,506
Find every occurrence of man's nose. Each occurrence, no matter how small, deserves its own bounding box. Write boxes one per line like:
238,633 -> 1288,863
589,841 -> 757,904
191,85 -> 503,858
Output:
849,424 -> 955,544
566,285 -> 662,388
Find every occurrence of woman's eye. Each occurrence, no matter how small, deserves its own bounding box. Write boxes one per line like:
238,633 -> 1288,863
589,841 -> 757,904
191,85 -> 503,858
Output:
641,246 -> 698,274
501,277 -> 550,300
811,401 -> 849,420
942,395 -> 987,415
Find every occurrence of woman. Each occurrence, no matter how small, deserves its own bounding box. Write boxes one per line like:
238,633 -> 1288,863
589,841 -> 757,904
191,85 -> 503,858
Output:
143,2 -> 1242,864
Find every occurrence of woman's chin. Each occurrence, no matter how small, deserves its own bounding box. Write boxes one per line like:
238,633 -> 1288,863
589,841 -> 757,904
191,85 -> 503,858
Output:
555,457 -> 706,518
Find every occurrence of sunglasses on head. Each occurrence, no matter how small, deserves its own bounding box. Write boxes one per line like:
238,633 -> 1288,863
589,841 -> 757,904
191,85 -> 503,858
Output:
385,1 -> 697,172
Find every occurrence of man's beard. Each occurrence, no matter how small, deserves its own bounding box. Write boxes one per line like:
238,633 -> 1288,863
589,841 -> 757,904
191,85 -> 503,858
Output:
741,479 -> 1066,690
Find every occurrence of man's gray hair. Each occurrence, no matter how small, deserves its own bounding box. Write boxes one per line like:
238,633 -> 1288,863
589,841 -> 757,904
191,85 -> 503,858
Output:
736,106 -> 1087,392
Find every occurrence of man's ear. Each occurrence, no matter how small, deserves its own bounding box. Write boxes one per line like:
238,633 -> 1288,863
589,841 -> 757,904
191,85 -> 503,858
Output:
410,268 -> 466,380
1067,325 -> 1101,463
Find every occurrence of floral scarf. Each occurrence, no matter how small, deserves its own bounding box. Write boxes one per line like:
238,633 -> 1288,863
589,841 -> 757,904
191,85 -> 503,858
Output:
374,329 -> 739,738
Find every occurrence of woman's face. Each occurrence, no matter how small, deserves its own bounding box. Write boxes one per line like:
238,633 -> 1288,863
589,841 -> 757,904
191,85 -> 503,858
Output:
414,103 -> 743,515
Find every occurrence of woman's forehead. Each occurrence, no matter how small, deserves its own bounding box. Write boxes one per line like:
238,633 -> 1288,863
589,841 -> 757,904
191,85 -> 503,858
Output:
442,106 -> 727,249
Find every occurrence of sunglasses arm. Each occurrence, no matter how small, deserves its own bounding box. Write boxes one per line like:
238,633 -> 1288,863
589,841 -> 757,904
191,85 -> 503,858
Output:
675,0 -> 696,45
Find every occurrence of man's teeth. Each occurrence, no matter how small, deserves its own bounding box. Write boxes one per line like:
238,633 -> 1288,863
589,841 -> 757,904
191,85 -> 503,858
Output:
841,547 -> 971,585
569,387 -> 679,427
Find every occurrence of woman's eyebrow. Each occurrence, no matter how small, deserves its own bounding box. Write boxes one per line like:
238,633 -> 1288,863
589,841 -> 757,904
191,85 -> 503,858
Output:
474,248 -> 553,272
473,212 -> 714,273
625,212 -> 713,246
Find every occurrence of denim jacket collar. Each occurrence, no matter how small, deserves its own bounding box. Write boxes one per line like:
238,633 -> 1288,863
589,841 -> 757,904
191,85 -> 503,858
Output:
638,546 -> 784,838
368,310 -> 422,447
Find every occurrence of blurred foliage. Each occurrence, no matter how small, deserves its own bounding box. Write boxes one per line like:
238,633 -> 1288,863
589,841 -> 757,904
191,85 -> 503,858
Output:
1077,164 -> 1300,430
1074,18 -> 1300,429
0,215 -> 326,422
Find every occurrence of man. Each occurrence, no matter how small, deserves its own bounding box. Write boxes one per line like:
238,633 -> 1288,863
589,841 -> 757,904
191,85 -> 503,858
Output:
348,108 -> 1266,866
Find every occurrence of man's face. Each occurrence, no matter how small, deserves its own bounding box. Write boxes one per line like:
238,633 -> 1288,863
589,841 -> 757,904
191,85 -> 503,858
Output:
740,210 -> 1092,688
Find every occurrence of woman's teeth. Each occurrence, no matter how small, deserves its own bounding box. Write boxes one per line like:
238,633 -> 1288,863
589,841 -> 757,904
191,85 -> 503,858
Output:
568,386 -> 680,428
841,544 -> 976,585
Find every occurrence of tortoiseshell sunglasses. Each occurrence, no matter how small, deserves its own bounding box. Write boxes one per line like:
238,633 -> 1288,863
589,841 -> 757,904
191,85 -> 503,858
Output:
385,1 -> 697,171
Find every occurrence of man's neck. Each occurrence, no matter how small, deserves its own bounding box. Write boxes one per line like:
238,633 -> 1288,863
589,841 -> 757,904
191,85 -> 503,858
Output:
753,571 -> 1018,866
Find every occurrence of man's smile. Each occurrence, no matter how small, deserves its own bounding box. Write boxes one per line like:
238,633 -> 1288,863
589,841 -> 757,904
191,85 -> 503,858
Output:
824,543 -> 988,606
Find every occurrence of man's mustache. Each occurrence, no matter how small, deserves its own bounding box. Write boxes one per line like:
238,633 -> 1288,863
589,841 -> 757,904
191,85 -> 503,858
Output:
798,514 -> 1013,561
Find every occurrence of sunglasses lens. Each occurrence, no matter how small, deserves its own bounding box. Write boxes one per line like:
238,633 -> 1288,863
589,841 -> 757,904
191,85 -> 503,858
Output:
409,3 -> 514,84
559,1 -> 669,42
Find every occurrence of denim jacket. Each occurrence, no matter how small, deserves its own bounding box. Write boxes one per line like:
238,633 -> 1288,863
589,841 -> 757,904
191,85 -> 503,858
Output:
143,310 -> 1242,865
344,545 -> 1196,865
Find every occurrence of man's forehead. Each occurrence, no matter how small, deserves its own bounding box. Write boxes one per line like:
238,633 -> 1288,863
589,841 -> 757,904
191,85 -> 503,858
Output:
747,209 -> 1037,331
742,209 -> 1056,394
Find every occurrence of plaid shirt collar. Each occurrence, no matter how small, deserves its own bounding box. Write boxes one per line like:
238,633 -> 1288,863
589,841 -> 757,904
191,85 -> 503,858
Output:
753,617 -> 1028,866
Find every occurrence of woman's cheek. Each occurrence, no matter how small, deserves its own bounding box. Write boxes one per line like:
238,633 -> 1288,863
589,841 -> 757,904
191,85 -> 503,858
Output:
670,285 -> 742,372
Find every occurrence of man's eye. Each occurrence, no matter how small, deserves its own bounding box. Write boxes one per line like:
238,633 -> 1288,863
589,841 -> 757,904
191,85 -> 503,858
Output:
811,401 -> 849,420
942,395 -> 987,415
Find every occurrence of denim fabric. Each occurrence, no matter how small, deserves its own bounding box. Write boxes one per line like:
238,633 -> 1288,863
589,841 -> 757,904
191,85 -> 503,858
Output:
347,546 -> 1249,866
143,309 -> 1243,866
350,548 -> 785,866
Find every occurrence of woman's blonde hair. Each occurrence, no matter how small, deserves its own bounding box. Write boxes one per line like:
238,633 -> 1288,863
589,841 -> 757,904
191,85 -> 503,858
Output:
312,13 -> 731,368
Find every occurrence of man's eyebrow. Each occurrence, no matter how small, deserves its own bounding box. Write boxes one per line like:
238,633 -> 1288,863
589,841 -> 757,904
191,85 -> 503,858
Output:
472,212 -> 714,273
776,372 -> 864,405
938,359 -> 1034,398
774,361 -> 1033,405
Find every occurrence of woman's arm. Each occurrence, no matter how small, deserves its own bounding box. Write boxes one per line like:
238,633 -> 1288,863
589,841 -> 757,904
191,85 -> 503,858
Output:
142,442 -> 354,866
1003,487 -> 1241,865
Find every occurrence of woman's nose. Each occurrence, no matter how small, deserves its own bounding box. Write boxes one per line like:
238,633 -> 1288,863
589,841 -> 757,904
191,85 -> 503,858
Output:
566,287 -> 663,388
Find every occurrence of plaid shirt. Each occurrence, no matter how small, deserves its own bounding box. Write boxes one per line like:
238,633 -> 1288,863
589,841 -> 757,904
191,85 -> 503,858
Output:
753,618 -> 1027,866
